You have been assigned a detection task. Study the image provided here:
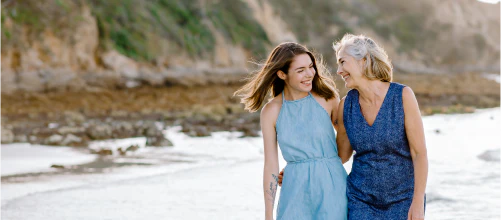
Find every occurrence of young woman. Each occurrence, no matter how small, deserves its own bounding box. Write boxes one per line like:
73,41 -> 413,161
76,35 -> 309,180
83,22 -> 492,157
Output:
234,42 -> 348,219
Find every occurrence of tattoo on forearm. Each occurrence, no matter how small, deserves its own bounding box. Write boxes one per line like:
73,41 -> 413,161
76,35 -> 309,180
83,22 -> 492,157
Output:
266,174 -> 279,205
334,119 -> 338,126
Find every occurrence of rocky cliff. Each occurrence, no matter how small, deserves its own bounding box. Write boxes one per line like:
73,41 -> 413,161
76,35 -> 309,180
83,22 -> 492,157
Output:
1,0 -> 499,94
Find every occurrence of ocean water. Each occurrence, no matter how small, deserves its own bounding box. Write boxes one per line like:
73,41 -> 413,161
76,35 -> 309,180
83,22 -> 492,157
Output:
1,108 -> 500,219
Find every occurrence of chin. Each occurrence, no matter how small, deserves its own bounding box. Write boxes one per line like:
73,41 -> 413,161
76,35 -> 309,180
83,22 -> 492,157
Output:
344,79 -> 357,89
301,85 -> 313,92
344,82 -> 353,89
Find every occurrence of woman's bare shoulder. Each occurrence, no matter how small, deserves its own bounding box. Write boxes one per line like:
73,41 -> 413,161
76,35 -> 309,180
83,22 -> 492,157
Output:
261,95 -> 283,119
311,92 -> 341,112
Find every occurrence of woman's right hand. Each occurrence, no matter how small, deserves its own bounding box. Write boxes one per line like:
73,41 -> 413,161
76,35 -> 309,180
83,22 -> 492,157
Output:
278,168 -> 284,186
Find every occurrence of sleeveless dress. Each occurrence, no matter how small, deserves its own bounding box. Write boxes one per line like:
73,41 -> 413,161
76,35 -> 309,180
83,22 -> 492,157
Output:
276,92 -> 348,220
343,82 -> 424,219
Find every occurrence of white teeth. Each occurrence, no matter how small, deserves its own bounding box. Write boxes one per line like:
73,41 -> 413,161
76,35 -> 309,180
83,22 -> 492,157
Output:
343,75 -> 350,80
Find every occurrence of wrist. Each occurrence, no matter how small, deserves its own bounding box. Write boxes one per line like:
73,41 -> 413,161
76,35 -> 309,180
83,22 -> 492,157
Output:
412,193 -> 425,202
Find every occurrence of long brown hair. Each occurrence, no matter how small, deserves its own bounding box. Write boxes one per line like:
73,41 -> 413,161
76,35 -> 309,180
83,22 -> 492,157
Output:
234,42 -> 339,112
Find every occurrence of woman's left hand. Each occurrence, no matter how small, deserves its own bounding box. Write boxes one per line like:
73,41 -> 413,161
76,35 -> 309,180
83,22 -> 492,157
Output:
407,199 -> 425,220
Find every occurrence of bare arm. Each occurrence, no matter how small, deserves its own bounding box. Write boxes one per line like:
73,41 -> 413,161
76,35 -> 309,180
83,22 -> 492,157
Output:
261,103 -> 280,220
336,97 -> 353,163
330,96 -> 341,132
402,87 -> 428,220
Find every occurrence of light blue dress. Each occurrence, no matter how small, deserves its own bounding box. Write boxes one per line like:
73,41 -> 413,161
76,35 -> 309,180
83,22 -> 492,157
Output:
276,92 -> 348,220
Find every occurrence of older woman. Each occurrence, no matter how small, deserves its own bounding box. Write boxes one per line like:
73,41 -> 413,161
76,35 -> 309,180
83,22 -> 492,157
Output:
334,34 -> 428,220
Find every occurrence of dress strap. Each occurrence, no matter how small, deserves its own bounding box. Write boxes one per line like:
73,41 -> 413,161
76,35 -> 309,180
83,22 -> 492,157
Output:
282,91 -> 285,103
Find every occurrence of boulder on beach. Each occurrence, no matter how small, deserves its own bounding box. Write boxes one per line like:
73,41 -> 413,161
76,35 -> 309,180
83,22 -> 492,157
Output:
51,164 -> 65,169
1,127 -> 15,144
478,149 -> 500,162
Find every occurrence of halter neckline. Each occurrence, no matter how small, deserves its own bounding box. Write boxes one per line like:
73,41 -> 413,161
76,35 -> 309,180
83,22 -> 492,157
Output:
282,91 -> 312,103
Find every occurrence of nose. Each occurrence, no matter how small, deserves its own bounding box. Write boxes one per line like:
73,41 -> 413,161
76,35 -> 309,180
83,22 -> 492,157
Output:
336,66 -> 343,75
307,67 -> 315,77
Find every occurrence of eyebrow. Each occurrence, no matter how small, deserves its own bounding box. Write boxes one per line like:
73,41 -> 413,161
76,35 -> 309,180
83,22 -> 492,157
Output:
294,63 -> 314,71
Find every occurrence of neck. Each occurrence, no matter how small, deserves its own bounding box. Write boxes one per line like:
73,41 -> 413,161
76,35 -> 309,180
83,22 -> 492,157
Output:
355,80 -> 389,105
283,86 -> 309,101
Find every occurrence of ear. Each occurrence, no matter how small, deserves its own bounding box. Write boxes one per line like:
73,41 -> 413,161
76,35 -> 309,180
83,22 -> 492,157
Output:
358,56 -> 368,68
277,70 -> 287,80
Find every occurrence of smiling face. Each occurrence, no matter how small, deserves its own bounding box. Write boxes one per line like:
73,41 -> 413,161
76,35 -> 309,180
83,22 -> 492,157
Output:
279,53 -> 316,93
336,48 -> 366,89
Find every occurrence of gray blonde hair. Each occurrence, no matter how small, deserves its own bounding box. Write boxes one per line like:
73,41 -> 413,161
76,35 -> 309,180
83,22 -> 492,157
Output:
333,34 -> 393,82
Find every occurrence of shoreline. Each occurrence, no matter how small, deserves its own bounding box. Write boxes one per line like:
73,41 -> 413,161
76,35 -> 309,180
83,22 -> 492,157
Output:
1,128 -> 264,207
1,72 -> 499,147
1,108 -> 499,219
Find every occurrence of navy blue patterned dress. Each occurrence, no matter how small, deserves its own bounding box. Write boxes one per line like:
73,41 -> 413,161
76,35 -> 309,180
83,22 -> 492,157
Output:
343,82 -> 424,219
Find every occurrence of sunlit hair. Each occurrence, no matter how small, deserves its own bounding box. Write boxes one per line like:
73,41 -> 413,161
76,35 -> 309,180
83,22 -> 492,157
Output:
234,42 -> 339,112
333,34 -> 393,82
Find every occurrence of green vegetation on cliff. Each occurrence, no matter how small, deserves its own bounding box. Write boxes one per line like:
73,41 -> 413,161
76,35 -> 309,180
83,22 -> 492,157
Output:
267,0 -> 442,55
1,0 -> 498,68
1,0 -> 84,44
1,0 -> 269,61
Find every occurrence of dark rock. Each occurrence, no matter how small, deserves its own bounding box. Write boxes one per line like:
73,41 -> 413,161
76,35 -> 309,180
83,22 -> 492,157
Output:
87,124 -> 113,140
143,121 -> 162,137
478,149 -> 500,162
118,148 -> 127,156
46,134 -> 64,145
93,149 -> 113,155
241,125 -> 260,137
181,123 -> 193,133
1,127 -> 14,144
126,144 -> 140,152
14,135 -> 28,143
147,135 -> 174,147
189,126 -> 211,137
111,121 -> 135,138
51,164 -> 65,169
